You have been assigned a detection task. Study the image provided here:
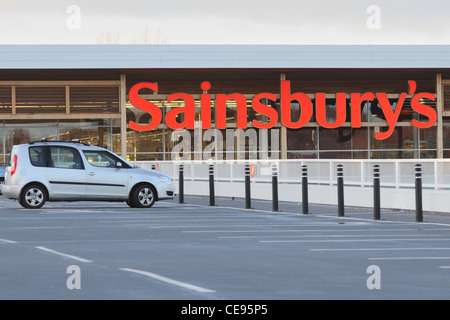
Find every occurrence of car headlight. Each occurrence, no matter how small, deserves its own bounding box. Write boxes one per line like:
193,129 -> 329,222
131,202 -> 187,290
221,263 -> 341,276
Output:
159,176 -> 172,184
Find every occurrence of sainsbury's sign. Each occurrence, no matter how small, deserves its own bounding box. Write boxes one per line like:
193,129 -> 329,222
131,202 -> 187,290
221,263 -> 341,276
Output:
128,80 -> 436,140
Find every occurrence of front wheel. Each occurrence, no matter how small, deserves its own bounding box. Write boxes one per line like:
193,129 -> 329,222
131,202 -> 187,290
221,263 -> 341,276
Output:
20,184 -> 47,209
128,184 -> 156,208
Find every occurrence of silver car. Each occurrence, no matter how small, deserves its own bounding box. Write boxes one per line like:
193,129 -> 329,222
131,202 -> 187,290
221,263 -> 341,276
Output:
2,141 -> 175,209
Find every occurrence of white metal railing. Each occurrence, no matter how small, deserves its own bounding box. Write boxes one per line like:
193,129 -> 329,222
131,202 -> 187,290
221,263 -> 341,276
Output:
131,159 -> 450,191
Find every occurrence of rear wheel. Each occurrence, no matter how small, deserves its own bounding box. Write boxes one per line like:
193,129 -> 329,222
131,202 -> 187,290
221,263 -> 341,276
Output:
128,184 -> 156,208
20,184 -> 47,209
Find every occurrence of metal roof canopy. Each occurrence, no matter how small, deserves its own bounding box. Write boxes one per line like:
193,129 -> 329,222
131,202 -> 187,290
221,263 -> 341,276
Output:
1,44 -> 450,70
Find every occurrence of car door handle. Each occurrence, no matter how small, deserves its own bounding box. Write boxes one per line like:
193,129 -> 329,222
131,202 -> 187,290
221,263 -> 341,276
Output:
88,172 -> 96,176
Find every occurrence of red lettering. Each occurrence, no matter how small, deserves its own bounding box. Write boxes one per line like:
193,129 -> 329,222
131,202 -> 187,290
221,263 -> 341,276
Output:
216,93 -> 248,129
166,93 -> 196,129
128,80 -> 437,141
252,93 -> 278,129
315,93 -> 347,129
411,93 -> 437,129
129,82 -> 162,131
375,93 -> 404,140
280,80 -> 312,129
350,92 -> 374,127
201,81 -> 212,129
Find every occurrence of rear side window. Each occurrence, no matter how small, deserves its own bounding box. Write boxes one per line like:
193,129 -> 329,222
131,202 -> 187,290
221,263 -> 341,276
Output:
29,147 -> 47,167
29,146 -> 84,169
49,147 -> 84,169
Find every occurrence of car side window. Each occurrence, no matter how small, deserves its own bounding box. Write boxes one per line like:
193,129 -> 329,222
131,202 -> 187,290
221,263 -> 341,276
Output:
83,150 -> 129,168
29,147 -> 47,167
49,147 -> 84,170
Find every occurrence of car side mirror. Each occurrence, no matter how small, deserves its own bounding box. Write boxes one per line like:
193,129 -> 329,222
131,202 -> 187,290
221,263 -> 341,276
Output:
116,162 -> 123,168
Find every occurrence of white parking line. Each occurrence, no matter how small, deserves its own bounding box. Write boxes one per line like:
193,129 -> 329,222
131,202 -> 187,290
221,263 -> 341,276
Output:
311,247 -> 450,252
119,268 -> 215,293
315,214 -> 450,227
260,238 -> 450,243
368,256 -> 450,260
35,246 -> 93,263
39,210 -> 104,214
219,234 -> 450,239
0,238 -> 16,244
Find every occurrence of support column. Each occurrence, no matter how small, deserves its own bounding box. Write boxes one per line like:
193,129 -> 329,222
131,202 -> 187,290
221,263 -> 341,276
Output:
11,86 -> 16,115
120,73 -> 127,159
436,73 -> 444,159
65,86 -> 70,115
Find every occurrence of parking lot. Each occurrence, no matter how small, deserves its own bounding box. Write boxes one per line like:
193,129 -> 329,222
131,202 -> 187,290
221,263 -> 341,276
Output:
0,194 -> 450,301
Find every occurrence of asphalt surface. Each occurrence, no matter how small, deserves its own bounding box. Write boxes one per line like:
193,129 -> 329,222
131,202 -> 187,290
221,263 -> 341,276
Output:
0,194 -> 450,301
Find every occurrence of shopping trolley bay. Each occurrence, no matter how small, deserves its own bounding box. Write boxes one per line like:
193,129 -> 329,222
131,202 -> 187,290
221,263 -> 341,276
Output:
0,195 -> 450,300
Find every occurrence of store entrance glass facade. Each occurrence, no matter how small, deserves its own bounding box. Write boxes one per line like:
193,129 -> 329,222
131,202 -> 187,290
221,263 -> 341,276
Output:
0,71 -> 449,163
1,97 -> 445,164
123,95 -> 440,161
0,119 -> 120,164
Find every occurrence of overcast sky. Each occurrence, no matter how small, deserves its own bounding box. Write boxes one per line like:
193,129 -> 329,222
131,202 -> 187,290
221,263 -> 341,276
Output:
0,0 -> 449,44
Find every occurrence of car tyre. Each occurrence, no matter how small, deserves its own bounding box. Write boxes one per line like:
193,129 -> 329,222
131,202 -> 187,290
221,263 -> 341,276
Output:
129,184 -> 156,208
20,184 -> 47,209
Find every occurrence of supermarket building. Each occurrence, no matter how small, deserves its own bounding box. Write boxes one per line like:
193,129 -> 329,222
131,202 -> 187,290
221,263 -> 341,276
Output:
1,44 -> 450,212
1,44 -> 450,162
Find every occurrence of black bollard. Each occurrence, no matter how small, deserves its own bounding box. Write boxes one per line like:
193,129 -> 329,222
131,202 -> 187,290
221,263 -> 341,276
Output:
373,165 -> 380,220
178,164 -> 184,204
245,164 -> 251,209
337,164 -> 344,217
209,164 -> 215,206
302,165 -> 309,214
415,164 -> 423,222
272,164 -> 279,212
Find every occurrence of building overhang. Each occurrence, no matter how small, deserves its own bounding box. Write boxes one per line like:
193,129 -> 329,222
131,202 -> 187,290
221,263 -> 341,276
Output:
1,44 -> 450,70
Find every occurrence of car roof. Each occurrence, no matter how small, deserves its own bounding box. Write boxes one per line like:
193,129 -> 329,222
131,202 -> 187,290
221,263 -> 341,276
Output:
23,140 -> 105,150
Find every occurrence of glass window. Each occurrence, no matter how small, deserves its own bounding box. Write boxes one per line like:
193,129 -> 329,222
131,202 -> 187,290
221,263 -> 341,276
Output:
443,121 -> 450,150
126,128 -> 165,161
5,121 -> 58,149
370,126 -> 417,158
287,128 -> 317,159
164,99 -> 189,127
0,123 -> 4,165
319,127 -> 352,151
287,128 -> 317,151
58,119 -> 119,151
29,147 -> 47,167
83,150 -> 130,168
419,126 -> 437,158
443,85 -> 450,111
49,147 -> 84,169
317,127 -> 368,159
